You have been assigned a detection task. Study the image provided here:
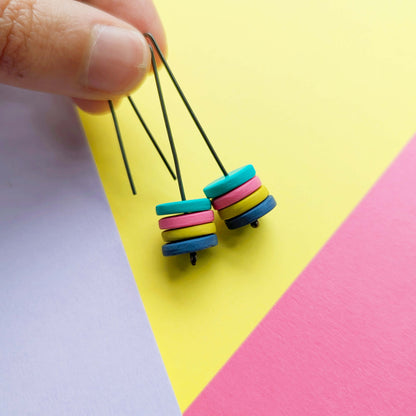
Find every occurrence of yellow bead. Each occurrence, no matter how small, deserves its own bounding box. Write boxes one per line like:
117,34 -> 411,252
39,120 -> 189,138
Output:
161,223 -> 216,243
218,185 -> 269,220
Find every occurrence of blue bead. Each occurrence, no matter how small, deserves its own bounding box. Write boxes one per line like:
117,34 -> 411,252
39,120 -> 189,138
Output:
203,165 -> 256,199
225,195 -> 276,229
162,234 -> 218,256
156,198 -> 211,215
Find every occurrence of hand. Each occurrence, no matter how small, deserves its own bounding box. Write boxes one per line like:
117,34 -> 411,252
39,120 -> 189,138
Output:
0,0 -> 166,113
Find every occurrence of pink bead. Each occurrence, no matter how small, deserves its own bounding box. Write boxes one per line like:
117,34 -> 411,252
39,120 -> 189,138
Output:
158,210 -> 214,230
212,176 -> 262,210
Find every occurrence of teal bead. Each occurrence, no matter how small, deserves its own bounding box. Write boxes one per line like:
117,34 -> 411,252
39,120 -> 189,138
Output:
225,195 -> 276,229
156,198 -> 211,215
203,165 -> 256,199
162,234 -> 218,256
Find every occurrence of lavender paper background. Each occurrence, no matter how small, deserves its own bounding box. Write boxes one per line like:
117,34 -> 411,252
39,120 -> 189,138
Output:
0,85 -> 181,416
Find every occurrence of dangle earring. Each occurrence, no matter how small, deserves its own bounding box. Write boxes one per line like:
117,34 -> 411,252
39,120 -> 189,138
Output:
108,52 -> 217,266
144,34 -> 277,231
146,40 -> 218,265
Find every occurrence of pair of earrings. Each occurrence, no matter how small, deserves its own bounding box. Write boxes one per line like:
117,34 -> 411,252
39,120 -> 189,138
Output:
109,33 -> 276,265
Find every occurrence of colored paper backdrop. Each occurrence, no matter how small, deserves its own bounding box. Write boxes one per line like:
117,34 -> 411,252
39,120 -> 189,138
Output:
80,0 -> 416,410
185,136 -> 416,416
0,86 -> 181,415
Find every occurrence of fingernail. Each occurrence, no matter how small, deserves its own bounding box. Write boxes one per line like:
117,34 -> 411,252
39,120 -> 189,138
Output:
84,25 -> 149,94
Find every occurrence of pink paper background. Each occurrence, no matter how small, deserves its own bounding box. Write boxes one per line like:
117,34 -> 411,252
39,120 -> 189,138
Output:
185,137 -> 416,415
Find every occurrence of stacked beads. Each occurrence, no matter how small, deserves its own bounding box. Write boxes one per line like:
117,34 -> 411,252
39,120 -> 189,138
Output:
203,165 -> 276,229
156,198 -> 218,264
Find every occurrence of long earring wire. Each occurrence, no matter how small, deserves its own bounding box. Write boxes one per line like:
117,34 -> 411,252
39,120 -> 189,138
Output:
144,33 -> 228,177
108,100 -> 137,195
127,96 -> 176,181
148,44 -> 187,201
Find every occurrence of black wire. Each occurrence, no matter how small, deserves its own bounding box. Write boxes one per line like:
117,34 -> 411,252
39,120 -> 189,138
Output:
108,100 -> 137,195
127,96 -> 176,181
148,45 -> 186,201
144,32 -> 228,177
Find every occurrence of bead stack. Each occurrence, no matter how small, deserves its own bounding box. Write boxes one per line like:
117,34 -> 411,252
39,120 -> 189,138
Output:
204,165 -> 276,229
156,198 -> 217,264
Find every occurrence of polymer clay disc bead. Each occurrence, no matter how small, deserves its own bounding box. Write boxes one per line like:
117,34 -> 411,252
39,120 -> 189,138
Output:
162,234 -> 218,256
158,210 -> 214,230
203,165 -> 256,199
218,185 -> 269,220
156,198 -> 211,215
162,223 -> 216,243
212,176 -> 262,210
225,195 -> 277,230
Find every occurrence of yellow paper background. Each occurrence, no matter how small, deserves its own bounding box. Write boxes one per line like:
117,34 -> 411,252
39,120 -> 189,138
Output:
80,0 -> 416,410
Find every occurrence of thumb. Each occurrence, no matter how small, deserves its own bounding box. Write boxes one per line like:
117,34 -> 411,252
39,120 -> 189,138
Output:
0,0 -> 151,99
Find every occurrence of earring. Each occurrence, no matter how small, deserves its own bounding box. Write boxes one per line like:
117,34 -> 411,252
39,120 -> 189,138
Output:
146,39 -> 217,265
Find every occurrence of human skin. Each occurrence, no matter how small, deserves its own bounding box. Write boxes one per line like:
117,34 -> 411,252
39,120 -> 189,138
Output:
0,0 -> 166,113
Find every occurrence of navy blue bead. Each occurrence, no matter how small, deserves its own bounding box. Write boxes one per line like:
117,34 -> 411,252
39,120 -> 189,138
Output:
225,195 -> 276,229
162,234 -> 218,256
